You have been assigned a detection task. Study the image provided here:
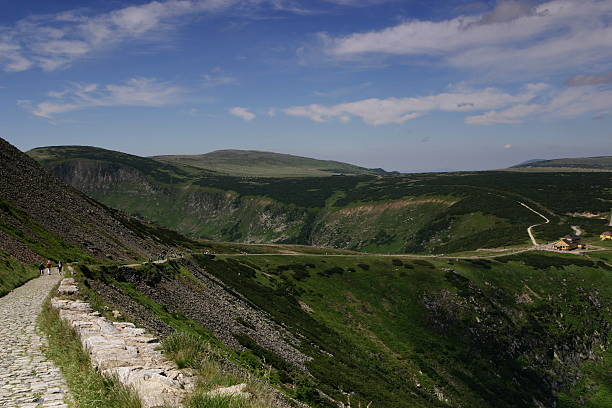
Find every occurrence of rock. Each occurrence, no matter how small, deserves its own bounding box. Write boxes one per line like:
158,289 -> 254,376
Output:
207,383 -> 251,399
57,279 -> 78,295
51,279 -> 196,408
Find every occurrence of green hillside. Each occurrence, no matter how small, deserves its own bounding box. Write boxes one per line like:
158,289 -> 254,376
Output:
1,139 -> 203,295
30,145 -> 612,255
80,251 -> 612,408
511,156 -> 612,171
152,149 -> 384,177
4,139 -> 611,408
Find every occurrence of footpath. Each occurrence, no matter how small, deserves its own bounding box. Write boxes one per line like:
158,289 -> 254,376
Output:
0,273 -> 69,408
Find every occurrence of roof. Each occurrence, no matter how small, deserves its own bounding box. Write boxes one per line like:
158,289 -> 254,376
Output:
563,233 -> 580,240
554,239 -> 573,246
601,231 -> 612,236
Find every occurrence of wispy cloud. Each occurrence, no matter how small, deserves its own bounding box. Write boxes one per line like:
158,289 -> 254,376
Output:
565,71 -> 612,86
202,73 -> 238,87
229,106 -> 256,120
284,83 -> 547,125
467,85 -> 612,124
0,0 -> 325,72
285,81 -> 612,126
20,78 -> 185,118
323,0 -> 612,76
322,0 -> 396,6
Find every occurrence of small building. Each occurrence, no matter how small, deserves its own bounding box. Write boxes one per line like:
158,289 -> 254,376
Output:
553,238 -> 578,251
563,233 -> 580,243
553,236 -> 587,251
601,231 -> 612,240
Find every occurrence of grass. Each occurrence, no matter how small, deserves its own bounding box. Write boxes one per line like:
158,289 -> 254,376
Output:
0,200 -> 96,264
60,249 -> 612,408
162,331 -> 278,408
0,254 -> 37,297
38,289 -> 142,408
192,252 -> 612,408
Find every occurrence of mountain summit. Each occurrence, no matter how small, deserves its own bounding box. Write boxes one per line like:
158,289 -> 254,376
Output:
152,149 -> 386,177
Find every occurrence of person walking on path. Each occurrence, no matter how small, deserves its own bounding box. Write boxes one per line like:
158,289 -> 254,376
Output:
38,263 -> 45,276
46,260 -> 53,275
58,261 -> 63,275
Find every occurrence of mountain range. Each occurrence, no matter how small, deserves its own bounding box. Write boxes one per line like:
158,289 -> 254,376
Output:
27,145 -> 612,255
0,138 -> 610,407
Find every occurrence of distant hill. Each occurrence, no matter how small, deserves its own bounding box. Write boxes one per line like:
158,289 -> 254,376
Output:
510,156 -> 612,171
152,149 -> 385,177
29,144 -> 612,256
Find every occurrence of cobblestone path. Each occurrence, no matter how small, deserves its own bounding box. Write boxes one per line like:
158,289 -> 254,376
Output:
0,273 -> 69,408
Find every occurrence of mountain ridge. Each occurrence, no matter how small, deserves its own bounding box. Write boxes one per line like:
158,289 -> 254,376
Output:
510,155 -> 612,170
28,143 -> 612,256
151,148 -> 388,177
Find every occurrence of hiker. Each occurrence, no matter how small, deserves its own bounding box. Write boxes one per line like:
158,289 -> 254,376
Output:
46,259 -> 53,275
38,263 -> 45,276
58,261 -> 63,275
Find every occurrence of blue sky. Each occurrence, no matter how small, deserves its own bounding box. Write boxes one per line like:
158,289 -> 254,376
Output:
1,0 -> 611,172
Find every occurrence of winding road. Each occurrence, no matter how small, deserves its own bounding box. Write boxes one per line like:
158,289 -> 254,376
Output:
519,202 -> 550,246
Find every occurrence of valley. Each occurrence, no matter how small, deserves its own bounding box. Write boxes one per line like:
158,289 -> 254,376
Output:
28,146 -> 612,256
0,138 -> 609,408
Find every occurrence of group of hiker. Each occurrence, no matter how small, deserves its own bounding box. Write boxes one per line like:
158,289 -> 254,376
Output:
38,259 -> 67,276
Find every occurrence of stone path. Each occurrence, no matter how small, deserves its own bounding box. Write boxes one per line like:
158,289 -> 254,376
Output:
0,272 -> 69,408
52,278 -> 197,408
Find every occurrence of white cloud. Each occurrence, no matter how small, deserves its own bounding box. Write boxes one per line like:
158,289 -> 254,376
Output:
465,103 -> 541,124
229,106 -> 256,120
285,81 -> 612,126
479,0 -> 537,24
202,73 -> 238,87
325,0 -> 612,76
284,84 -> 545,125
466,84 -> 612,125
0,0 -> 316,72
504,144 -> 513,149
22,78 -> 185,118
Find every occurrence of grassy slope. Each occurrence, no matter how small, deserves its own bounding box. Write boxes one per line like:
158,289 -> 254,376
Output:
152,149 -> 380,178
511,156 -> 612,171
193,252 -> 611,408
0,254 -> 37,297
28,145 -> 201,182
83,250 -> 611,408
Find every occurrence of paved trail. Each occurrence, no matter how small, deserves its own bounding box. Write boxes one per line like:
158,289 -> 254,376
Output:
0,273 -> 69,408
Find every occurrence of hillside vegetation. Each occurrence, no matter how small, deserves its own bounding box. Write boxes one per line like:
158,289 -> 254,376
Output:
510,156 -> 612,171
152,149 -> 384,178
80,251 -> 612,408
2,138 -> 610,408
30,146 -> 612,255
0,138 -> 203,294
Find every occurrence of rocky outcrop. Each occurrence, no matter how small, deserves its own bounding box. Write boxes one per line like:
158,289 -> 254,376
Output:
87,279 -> 174,337
105,259 -> 312,371
0,137 -> 165,262
52,279 -> 196,408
